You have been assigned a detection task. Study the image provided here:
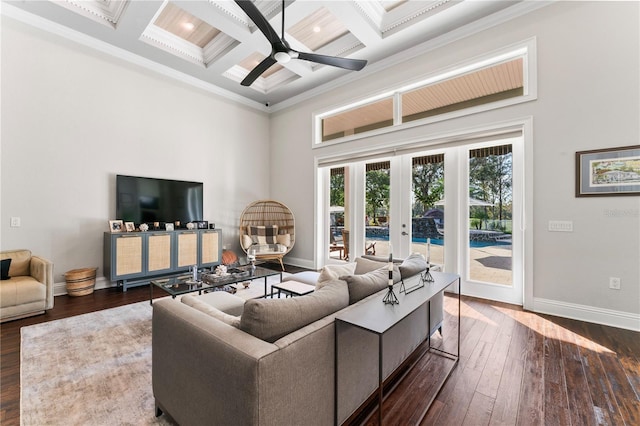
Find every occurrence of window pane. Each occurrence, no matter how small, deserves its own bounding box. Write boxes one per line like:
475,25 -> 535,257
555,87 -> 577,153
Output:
402,58 -> 523,123
411,154 -> 445,266
467,144 -> 513,285
329,167 -> 346,260
365,161 -> 390,257
321,98 -> 394,142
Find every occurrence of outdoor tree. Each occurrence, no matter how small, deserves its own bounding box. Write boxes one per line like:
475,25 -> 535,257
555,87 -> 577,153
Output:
365,169 -> 389,224
469,151 -> 513,228
330,171 -> 344,207
412,162 -> 444,216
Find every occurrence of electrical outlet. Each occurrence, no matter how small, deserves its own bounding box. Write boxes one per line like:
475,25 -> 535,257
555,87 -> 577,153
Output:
609,277 -> 621,290
10,217 -> 21,227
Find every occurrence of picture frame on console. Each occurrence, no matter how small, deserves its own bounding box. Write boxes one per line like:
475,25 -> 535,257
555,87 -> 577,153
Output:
165,223 -> 174,231
576,145 -> 640,197
125,222 -> 135,232
109,220 -> 124,233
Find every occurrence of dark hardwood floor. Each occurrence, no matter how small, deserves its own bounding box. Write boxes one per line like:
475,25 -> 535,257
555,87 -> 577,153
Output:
2,268 -> 638,425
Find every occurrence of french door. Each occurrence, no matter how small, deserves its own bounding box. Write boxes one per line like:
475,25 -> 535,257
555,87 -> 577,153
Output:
319,135 -> 525,306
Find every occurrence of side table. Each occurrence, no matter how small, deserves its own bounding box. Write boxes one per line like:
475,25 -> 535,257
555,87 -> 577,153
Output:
270,281 -> 315,298
334,271 -> 460,425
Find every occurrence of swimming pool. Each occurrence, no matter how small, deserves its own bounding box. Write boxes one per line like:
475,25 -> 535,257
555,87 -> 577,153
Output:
368,236 -> 511,248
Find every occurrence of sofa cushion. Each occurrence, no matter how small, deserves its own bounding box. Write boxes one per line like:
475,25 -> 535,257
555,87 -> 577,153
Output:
250,244 -> 287,254
182,291 -> 245,316
341,267 -> 390,304
181,294 -> 241,328
0,276 -> 46,308
399,253 -> 428,280
1,259 -> 11,280
354,257 -> 401,283
0,250 -> 31,277
282,271 -> 320,286
276,233 -> 291,247
248,225 -> 278,245
240,280 -> 349,343
317,263 -> 356,289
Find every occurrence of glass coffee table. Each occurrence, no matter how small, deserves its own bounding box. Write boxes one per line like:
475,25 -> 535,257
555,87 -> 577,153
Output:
149,265 -> 282,303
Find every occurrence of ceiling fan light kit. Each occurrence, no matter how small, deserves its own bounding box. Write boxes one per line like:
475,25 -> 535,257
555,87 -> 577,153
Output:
235,0 -> 367,87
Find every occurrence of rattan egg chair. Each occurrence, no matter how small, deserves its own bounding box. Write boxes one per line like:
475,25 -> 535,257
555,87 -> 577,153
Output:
239,200 -> 295,271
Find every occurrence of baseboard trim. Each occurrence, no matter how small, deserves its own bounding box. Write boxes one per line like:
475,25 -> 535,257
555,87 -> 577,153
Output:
532,297 -> 640,332
281,256 -> 316,271
54,276 -> 114,296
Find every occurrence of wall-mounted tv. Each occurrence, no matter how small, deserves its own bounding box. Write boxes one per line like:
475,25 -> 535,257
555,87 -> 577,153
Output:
116,175 -> 203,225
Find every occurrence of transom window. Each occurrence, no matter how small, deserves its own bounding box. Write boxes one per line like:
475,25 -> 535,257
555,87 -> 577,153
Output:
314,40 -> 536,145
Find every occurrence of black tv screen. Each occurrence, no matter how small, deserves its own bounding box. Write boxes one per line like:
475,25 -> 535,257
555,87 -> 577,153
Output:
116,175 -> 203,225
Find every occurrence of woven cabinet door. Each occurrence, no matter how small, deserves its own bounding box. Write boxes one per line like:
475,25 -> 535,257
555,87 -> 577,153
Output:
115,235 -> 143,276
176,231 -> 198,268
147,233 -> 172,273
200,230 -> 220,266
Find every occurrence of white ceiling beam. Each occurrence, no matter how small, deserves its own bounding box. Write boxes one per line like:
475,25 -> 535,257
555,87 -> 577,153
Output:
323,1 -> 382,48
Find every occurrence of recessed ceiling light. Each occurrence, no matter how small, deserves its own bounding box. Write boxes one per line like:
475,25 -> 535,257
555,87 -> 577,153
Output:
182,22 -> 195,31
313,26 -> 321,33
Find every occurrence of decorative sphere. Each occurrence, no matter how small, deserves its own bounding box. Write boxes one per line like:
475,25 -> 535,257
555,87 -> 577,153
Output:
139,223 -> 149,232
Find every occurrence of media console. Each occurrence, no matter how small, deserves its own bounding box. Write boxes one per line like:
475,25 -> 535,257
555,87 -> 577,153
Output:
103,229 -> 222,291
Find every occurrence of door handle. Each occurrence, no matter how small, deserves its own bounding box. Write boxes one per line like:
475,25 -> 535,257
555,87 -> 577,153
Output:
401,231 -> 408,236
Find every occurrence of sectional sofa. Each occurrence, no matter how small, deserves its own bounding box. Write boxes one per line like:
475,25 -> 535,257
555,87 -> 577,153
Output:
152,255 -> 443,425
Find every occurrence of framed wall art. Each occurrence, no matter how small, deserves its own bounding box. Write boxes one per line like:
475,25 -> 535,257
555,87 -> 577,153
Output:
575,145 -> 640,197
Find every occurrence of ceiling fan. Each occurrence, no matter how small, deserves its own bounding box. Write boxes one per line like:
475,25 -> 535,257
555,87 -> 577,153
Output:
234,0 -> 368,87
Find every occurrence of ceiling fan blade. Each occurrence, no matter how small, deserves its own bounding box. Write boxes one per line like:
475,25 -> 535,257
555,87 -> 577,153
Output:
296,52 -> 367,71
241,56 -> 278,86
234,0 -> 281,46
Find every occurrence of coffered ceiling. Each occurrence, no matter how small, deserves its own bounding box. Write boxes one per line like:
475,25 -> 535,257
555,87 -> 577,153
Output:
3,0 -> 544,109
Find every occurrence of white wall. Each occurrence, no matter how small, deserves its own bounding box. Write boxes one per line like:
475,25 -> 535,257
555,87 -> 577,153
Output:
1,17 -> 271,285
270,2 -> 640,327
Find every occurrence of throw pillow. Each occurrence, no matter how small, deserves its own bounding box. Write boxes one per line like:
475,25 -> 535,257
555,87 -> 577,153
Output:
354,257 -> 401,283
317,263 -> 356,289
248,225 -> 278,245
240,280 -> 349,343
241,234 -> 253,250
398,253 -> 428,280
181,294 -> 241,328
1,258 -> 11,280
276,233 -> 291,247
341,267 -> 390,304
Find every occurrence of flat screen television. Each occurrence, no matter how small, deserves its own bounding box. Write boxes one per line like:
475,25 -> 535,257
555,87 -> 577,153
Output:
116,175 -> 203,225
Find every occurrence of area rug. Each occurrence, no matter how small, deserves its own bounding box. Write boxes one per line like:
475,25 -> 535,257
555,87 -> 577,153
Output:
20,274 -> 289,425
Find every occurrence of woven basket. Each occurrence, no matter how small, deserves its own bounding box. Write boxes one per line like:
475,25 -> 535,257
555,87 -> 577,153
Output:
65,267 -> 98,297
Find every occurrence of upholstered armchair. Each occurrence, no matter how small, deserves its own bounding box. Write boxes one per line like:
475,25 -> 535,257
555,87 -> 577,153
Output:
0,249 -> 54,322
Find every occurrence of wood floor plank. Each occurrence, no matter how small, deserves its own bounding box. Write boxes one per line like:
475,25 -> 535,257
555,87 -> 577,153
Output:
542,316 -> 571,426
517,313 -> 545,426
476,329 -> 512,399
489,356 -> 524,426
423,366 -> 482,425
575,325 -> 626,425
463,391 -> 495,426
557,319 -> 598,426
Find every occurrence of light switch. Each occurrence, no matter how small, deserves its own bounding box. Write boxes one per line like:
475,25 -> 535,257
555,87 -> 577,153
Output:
548,220 -> 573,232
10,217 -> 21,227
